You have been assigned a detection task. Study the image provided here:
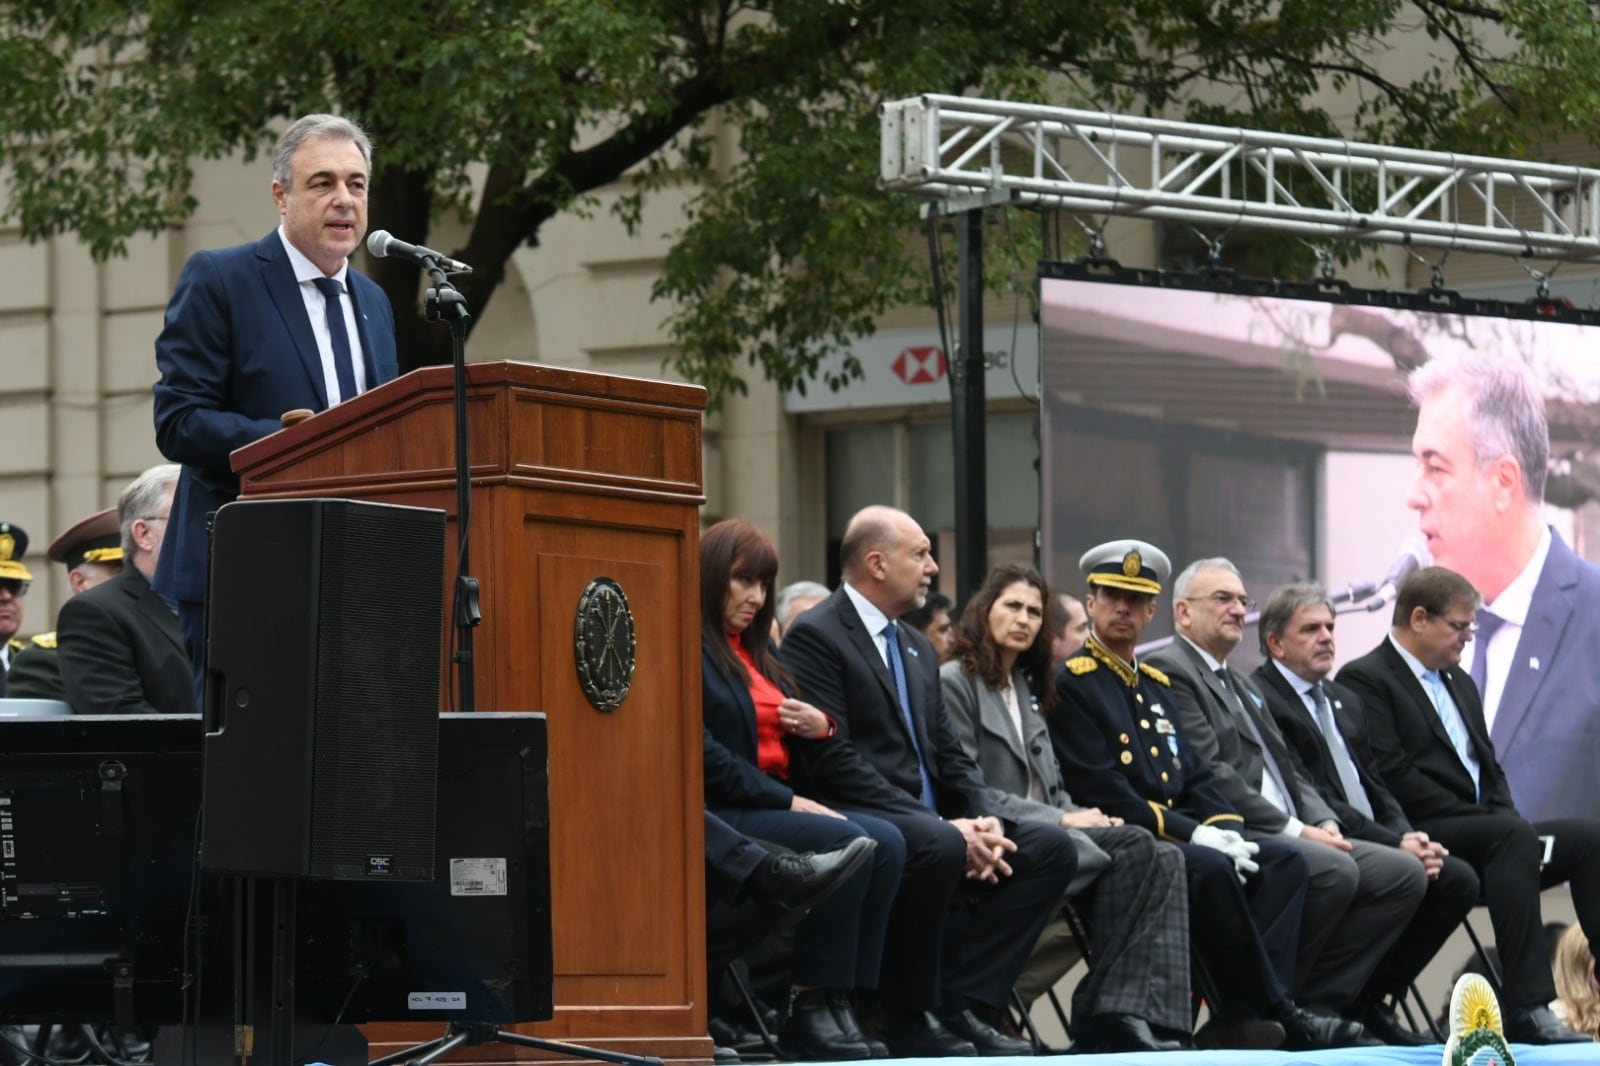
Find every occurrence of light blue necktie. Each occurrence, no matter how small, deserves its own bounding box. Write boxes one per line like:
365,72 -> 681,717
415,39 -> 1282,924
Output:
311,276 -> 359,404
883,622 -> 937,809
1310,682 -> 1373,818
1423,669 -> 1481,801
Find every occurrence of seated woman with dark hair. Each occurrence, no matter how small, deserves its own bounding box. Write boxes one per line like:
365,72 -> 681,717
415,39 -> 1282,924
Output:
699,519 -> 906,1061
938,563 -> 1193,1052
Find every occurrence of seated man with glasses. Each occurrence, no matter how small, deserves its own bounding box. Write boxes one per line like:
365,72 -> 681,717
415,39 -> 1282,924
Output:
57,465 -> 195,716
1149,558 -> 1417,1046
0,521 -> 32,695
1337,565 -> 1600,1044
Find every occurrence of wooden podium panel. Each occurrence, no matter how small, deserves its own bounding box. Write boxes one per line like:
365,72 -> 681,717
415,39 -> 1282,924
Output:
231,362 -> 710,1062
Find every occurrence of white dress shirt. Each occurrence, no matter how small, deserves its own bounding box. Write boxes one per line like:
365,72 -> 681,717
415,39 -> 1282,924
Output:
277,226 -> 369,405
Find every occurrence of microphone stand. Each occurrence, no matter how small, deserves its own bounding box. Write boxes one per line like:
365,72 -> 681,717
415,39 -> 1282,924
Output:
423,263 -> 480,713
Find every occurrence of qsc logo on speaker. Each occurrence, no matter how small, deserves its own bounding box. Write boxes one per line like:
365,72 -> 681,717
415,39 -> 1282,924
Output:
367,855 -> 393,876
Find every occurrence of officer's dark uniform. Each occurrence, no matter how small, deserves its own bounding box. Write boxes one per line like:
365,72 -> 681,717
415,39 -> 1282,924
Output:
1053,634 -> 1310,1024
0,522 -> 31,698
1049,537 -> 1314,1035
6,509 -> 123,702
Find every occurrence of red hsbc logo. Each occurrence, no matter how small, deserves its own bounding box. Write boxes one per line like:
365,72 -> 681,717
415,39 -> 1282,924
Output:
892,346 -> 947,385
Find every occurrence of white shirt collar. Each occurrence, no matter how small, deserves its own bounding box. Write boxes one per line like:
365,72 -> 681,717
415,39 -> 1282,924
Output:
1179,634 -> 1225,673
1387,632 -> 1431,682
1270,657 -> 1317,699
843,581 -> 892,638
1482,524 -> 1551,626
277,225 -> 349,288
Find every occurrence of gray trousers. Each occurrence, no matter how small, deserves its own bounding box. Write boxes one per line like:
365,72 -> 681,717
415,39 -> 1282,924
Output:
1288,835 -> 1428,1012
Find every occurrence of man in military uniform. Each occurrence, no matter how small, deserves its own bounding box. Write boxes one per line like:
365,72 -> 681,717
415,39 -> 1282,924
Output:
7,508 -> 125,701
0,521 -> 31,696
1050,539 -> 1357,1051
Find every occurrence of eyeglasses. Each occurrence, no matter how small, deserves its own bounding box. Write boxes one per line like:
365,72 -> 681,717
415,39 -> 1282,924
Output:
1433,614 -> 1478,635
0,579 -> 29,597
1187,591 -> 1254,610
140,515 -> 168,523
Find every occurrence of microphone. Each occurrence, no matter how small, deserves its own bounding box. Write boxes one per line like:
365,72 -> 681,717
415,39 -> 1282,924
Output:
366,230 -> 473,274
1363,536 -> 1430,612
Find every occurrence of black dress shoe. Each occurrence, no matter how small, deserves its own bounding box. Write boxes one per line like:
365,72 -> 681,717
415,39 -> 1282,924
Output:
936,1010 -> 1034,1056
827,990 -> 889,1058
1505,1004 -> 1589,1044
708,1014 -> 766,1051
1278,1004 -> 1379,1049
780,988 -> 872,1061
1071,1013 -> 1188,1052
1192,1016 -> 1284,1050
876,1010 -> 978,1057
712,1046 -> 741,1064
1362,1003 -> 1435,1046
751,837 -> 877,933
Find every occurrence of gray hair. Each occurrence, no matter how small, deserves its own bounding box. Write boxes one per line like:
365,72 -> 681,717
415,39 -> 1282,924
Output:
1171,557 -> 1241,607
272,114 -> 373,188
118,464 -> 181,559
1409,351 -> 1549,504
776,580 -> 830,628
1257,581 -> 1335,657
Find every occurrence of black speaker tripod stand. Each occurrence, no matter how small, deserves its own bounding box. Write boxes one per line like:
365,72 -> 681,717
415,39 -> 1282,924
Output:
369,1021 -> 664,1066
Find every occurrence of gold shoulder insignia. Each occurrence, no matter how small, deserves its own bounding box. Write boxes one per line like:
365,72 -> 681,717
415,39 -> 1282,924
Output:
29,632 -> 56,650
1139,662 -> 1171,687
1066,657 -> 1098,676
6,638 -> 23,653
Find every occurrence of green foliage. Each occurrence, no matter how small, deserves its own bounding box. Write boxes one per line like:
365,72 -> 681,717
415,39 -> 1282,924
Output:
3,0 -> 1598,398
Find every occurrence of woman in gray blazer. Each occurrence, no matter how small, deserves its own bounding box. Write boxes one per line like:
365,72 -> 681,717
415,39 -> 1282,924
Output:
939,564 -> 1194,1053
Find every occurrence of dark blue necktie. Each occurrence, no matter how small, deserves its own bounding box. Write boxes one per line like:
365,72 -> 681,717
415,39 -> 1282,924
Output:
883,622 -> 937,809
311,276 -> 358,404
1468,608 -> 1504,698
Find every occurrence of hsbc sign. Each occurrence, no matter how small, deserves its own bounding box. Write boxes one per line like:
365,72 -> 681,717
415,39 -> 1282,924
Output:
892,346 -> 947,385
785,326 -> 1039,413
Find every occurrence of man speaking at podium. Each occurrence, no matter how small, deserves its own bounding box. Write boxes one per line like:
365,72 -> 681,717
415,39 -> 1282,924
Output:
152,113 -> 399,685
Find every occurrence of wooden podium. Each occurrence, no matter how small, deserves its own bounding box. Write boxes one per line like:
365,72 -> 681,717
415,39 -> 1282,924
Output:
231,361 -> 712,1062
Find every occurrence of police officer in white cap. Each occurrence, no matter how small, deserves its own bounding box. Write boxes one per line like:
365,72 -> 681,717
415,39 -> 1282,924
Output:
1048,539 -> 1360,1050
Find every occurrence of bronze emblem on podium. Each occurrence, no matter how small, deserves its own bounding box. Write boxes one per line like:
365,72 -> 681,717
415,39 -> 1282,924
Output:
575,577 -> 636,712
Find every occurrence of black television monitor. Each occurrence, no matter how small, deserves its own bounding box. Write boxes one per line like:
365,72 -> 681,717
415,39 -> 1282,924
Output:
295,712 -> 553,1025
0,714 -> 203,1025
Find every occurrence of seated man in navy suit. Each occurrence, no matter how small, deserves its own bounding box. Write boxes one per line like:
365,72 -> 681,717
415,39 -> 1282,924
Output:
779,506 -> 1078,1058
1337,566 -> 1600,1044
152,113 -> 399,690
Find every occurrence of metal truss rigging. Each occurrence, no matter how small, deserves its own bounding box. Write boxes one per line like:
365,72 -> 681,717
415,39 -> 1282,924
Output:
880,94 -> 1600,263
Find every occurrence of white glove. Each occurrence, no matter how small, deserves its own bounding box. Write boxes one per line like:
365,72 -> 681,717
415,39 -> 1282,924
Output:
1191,824 -> 1260,882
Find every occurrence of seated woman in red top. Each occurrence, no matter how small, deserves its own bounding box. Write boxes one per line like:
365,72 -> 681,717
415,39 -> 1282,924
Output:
700,519 -> 906,1061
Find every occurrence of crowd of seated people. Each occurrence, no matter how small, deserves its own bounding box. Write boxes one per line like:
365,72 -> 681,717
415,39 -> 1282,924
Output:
698,510 -> 1600,1058
9,481 -> 1598,1057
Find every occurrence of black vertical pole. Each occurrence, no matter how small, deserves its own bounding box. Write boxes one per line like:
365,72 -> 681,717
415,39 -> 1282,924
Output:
952,208 -> 987,603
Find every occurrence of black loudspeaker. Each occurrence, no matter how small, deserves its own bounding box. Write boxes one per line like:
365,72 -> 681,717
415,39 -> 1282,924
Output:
200,498 -> 446,881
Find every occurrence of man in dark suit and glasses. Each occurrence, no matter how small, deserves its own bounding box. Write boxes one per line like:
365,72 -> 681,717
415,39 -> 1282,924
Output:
779,505 -> 1077,1057
1337,565 -> 1600,1044
1149,558 -> 1419,1046
153,113 -> 399,694
1251,580 -> 1478,1045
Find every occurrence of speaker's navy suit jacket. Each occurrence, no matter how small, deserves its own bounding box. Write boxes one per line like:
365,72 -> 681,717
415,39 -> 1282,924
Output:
1488,530 -> 1600,823
152,232 -> 398,605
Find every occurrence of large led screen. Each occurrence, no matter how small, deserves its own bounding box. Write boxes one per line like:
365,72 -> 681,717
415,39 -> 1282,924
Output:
1040,262 -> 1600,824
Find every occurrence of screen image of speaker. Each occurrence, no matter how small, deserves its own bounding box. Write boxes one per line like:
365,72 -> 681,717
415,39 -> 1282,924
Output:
200,498 -> 446,881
